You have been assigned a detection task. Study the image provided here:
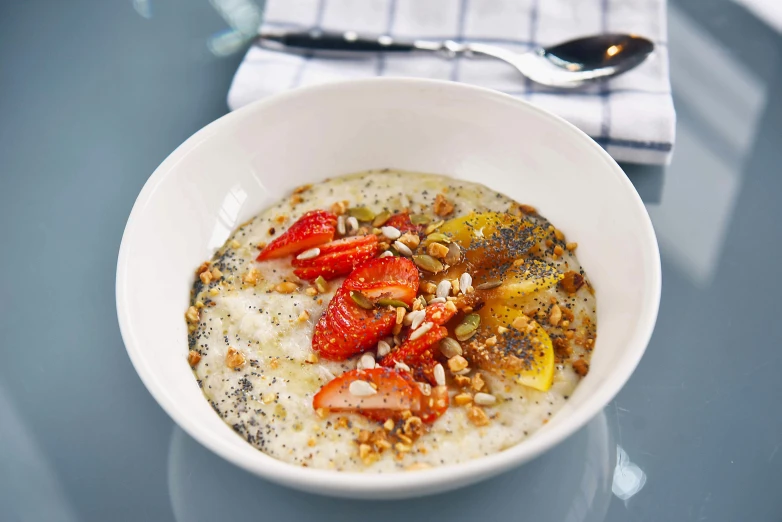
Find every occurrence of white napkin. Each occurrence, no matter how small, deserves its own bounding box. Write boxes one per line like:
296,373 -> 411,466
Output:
227,0 -> 676,165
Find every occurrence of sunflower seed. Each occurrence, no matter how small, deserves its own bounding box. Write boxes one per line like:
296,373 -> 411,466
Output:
316,365 -> 335,382
409,322 -> 433,340
381,226 -> 401,239
459,273 -> 472,293
476,280 -> 502,290
454,368 -> 471,376
434,363 -> 446,386
404,309 -> 425,326
474,393 -> 497,406
296,247 -> 320,260
337,215 -> 346,235
377,340 -> 391,357
394,361 -> 411,372
410,311 -> 427,330
428,297 -> 446,304
358,353 -> 376,370
346,216 -> 359,234
378,250 -> 394,258
393,240 -> 413,257
436,280 -> 452,298
349,380 -> 377,397
439,337 -> 463,358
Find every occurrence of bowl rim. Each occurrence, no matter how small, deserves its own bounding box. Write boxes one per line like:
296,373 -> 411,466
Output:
116,77 -> 661,495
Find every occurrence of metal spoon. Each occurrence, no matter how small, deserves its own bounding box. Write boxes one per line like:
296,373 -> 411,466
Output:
257,30 -> 655,88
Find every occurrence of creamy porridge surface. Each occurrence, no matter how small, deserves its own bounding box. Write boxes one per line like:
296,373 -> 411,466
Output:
185,170 -> 596,472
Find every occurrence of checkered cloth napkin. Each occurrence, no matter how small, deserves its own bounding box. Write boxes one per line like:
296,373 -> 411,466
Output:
227,0 -> 676,165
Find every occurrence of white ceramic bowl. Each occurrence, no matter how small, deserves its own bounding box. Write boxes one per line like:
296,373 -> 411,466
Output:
117,78 -> 660,499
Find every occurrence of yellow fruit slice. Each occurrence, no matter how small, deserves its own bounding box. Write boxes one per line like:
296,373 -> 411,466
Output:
487,259 -> 563,300
438,212 -> 544,265
475,302 -> 554,391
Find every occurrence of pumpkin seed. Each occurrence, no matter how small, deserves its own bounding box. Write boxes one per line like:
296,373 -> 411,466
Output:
410,214 -> 431,225
350,290 -> 374,310
439,337 -> 463,358
413,254 -> 444,273
425,220 -> 445,235
376,298 -> 410,309
445,242 -> 462,265
455,313 -> 481,341
314,276 -> 328,294
348,207 -> 376,222
372,210 -> 391,227
425,232 -> 451,244
475,280 -> 503,290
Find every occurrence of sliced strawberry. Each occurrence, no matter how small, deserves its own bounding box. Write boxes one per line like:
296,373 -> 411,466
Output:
418,383 -> 449,424
312,287 -> 396,360
380,325 -> 448,369
421,301 -> 458,326
256,210 -> 337,261
345,257 -> 419,304
384,212 -> 421,235
312,368 -> 421,416
293,236 -> 378,281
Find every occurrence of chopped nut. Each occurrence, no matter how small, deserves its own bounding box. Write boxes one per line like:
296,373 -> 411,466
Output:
549,304 -> 562,326
274,214 -> 287,224
242,268 -> 260,285
357,430 -> 371,443
396,307 -> 406,325
225,347 -> 246,369
454,375 -> 472,388
426,242 -> 450,259
256,241 -> 267,249
398,232 -> 420,249
293,183 -> 312,194
185,306 -> 199,324
566,242 -> 578,252
187,350 -> 201,367
307,438 -> 316,447
497,325 -> 509,335
573,358 -> 589,376
210,267 -> 222,280
208,287 -> 220,297
471,372 -> 485,392
553,245 -> 564,256
553,338 -> 572,358
199,270 -> 213,284
275,281 -> 298,293
195,301 -> 204,309
403,416 -> 424,438
229,239 -> 241,249
290,194 -> 304,205
433,193 -> 455,216
554,228 -> 565,241
298,310 -> 311,323
519,204 -> 537,214
561,320 -> 571,328
560,271 -> 585,294
447,355 -> 469,373
195,262 -> 210,275
335,417 -> 349,429
467,406 -> 490,426
421,281 -> 437,294
565,330 -> 575,339
262,392 -> 276,404
305,352 -> 319,364
330,200 -> 348,215
485,335 -> 497,347
511,315 -> 529,330
454,393 -> 473,406
269,358 -> 280,369
383,418 -> 395,431
359,443 -> 372,460
395,443 -> 412,453
305,287 -> 318,296
315,407 -> 328,418
406,462 -> 431,471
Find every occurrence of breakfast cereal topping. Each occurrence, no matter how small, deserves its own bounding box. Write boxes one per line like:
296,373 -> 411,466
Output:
225,347 -> 246,370
433,193 -> 455,216
275,281 -> 298,294
185,306 -> 199,324
474,393 -> 497,406
549,304 -> 562,326
448,355 -> 469,373
467,406 -> 490,426
349,380 -> 377,397
454,393 -> 473,406
573,358 -> 589,376
187,350 -> 201,367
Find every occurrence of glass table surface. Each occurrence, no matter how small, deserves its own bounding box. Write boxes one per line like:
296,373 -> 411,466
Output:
1,1 -> 780,520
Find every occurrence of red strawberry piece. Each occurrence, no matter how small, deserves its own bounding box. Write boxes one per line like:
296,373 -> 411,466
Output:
384,212 -> 421,235
256,210 -> 337,261
345,257 -> 419,304
292,235 -> 379,281
312,368 -> 422,416
418,383 -> 449,424
312,287 -> 396,360
379,325 -> 448,369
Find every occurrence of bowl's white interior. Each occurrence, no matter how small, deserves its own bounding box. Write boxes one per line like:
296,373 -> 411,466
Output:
117,79 -> 660,499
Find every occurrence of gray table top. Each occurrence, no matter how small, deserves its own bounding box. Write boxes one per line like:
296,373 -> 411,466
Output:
2,1 -> 781,520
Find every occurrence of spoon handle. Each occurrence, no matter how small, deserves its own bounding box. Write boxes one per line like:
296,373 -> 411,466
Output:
258,29 -> 420,53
